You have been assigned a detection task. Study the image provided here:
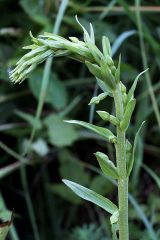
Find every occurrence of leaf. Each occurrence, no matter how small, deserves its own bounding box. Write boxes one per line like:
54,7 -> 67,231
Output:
110,211 -> 119,224
97,111 -> 119,126
0,194 -> 18,240
95,152 -> 119,179
120,99 -> 136,131
29,69 -> 68,110
99,59 -> 116,90
127,69 -> 149,103
86,42 -> 103,63
75,15 -> 91,43
96,78 -> 112,96
85,61 -> 103,80
0,213 -> 12,240
44,114 -> 79,147
88,93 -> 108,105
102,36 -> 112,57
89,23 -> 95,44
63,180 -> 118,214
127,121 -> 145,176
65,120 -> 116,142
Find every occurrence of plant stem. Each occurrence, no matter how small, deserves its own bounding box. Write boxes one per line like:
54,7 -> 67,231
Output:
113,84 -> 129,240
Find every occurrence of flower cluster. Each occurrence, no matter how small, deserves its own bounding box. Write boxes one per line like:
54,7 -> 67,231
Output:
10,16 -> 120,91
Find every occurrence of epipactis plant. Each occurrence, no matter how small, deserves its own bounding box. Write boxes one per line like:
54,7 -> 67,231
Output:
10,17 -> 147,240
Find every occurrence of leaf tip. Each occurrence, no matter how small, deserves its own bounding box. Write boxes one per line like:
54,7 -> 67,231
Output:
62,179 -> 68,184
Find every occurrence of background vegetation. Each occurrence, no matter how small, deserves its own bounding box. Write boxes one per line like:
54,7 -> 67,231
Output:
0,0 -> 160,239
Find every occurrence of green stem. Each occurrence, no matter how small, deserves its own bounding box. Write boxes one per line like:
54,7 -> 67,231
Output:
113,84 -> 129,240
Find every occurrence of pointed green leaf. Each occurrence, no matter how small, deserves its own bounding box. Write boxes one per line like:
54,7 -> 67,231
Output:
64,120 -> 116,143
96,78 -> 112,96
86,42 -> 103,63
102,36 -> 112,57
85,61 -> 103,80
95,152 -> 119,179
89,23 -> 95,44
127,68 -> 148,103
120,82 -> 127,94
97,111 -> 119,126
127,121 -> 145,176
88,93 -> 108,105
75,15 -> 91,43
105,55 -> 114,67
63,42 -> 91,60
120,99 -> 136,131
69,37 -> 79,43
63,179 -> 118,214
100,59 -> 116,90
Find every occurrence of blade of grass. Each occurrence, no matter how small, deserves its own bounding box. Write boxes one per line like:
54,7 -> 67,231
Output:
0,141 -> 29,164
18,2 -> 68,240
84,6 -> 160,13
132,0 -> 160,187
116,0 -> 135,21
137,82 -> 160,101
112,30 -> 136,56
99,0 -> 117,20
135,0 -> 160,127
0,162 -> 21,179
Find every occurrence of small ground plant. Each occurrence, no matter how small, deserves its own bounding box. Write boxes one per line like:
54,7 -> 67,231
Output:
10,17 -> 147,240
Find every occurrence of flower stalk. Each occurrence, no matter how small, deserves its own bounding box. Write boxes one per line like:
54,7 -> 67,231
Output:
10,17 -> 147,240
113,85 -> 129,240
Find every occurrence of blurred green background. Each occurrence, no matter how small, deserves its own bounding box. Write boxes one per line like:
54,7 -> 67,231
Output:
0,0 -> 160,239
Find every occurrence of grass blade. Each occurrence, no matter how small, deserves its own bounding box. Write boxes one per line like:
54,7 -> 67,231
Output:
112,30 -> 136,56
135,0 -> 160,127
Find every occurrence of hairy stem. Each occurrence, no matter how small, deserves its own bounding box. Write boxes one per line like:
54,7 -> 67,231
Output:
113,84 -> 129,240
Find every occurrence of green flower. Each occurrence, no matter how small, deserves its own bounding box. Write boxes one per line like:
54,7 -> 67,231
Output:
10,16 -> 118,91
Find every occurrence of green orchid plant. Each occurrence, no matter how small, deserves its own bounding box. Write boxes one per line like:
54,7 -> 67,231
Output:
10,17 -> 147,240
